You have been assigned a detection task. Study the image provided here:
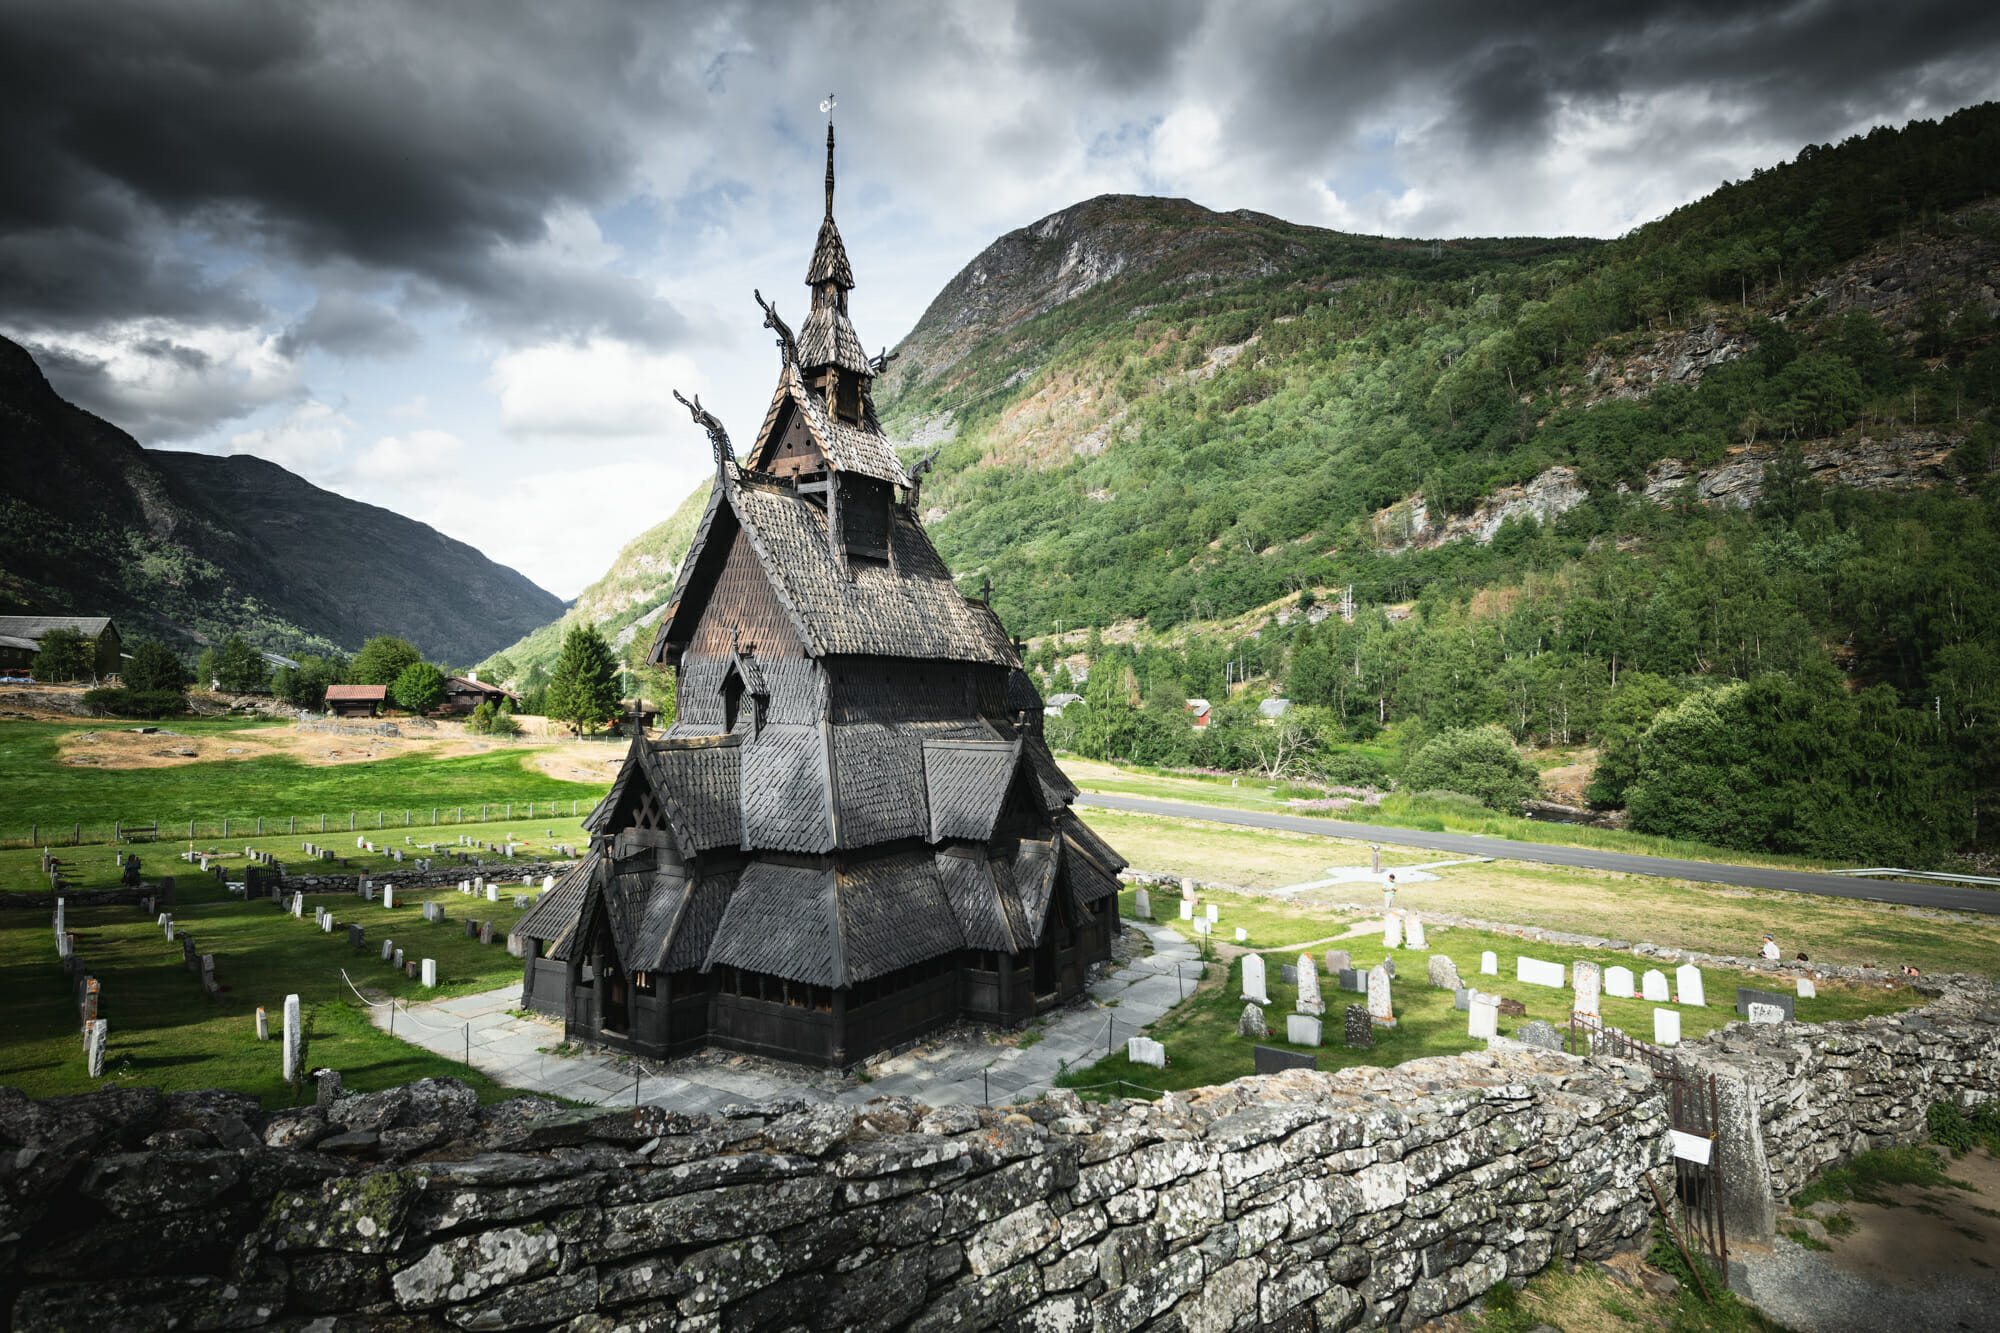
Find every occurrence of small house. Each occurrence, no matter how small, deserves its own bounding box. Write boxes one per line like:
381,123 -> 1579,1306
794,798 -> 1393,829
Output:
1185,698 -> 1213,728
441,675 -> 520,716
1045,692 -> 1084,715
0,616 -> 122,677
325,684 -> 387,718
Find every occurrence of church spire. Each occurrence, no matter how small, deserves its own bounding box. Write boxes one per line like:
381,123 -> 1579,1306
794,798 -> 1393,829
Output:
825,122 -> 836,219
800,116 -> 869,388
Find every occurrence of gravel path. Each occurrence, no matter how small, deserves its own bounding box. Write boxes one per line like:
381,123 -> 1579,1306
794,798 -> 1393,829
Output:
1731,1237 -> 2000,1332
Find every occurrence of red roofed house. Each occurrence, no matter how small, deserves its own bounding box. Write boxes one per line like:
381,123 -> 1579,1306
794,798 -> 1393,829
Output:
325,684 -> 387,718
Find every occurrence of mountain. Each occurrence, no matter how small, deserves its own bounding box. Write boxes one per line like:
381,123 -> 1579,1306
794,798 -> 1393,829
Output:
475,479 -> 711,685
0,336 -> 564,663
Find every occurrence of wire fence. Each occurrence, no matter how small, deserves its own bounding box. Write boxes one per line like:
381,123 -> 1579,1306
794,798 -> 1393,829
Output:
7,798 -> 596,851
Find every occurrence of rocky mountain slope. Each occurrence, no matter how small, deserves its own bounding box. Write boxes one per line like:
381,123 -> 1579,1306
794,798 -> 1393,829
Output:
0,336 -> 563,663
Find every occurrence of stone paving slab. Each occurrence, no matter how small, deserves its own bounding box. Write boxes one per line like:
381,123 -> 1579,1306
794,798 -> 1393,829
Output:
365,920 -> 1205,1110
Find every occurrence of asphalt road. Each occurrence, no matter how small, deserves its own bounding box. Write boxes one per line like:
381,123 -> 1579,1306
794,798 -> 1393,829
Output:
1076,793 -> 2000,915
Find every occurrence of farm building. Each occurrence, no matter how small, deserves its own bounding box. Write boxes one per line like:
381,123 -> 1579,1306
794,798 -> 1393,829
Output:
324,684 -> 387,718
0,616 -> 122,677
440,675 -> 519,716
516,126 -> 1127,1069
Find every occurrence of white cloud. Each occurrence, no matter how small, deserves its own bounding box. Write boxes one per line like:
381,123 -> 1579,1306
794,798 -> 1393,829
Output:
348,429 -> 468,486
227,398 -> 352,473
486,337 -> 704,441
19,319 -> 304,442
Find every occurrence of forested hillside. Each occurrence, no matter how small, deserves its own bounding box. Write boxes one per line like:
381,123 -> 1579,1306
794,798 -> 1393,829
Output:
879,105 -> 2000,867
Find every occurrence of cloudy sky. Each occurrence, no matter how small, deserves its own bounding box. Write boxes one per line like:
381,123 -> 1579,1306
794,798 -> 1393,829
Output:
5,1 -> 1998,598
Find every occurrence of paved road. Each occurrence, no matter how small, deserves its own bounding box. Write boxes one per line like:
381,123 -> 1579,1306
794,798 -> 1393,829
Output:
1077,794 -> 2000,915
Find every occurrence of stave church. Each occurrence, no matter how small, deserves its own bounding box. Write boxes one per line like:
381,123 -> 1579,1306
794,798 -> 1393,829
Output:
516,124 -> 1128,1068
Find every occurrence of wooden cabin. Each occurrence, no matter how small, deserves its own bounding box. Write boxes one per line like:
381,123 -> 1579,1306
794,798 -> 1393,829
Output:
441,675 -> 519,716
324,684 -> 387,717
517,126 -> 1126,1069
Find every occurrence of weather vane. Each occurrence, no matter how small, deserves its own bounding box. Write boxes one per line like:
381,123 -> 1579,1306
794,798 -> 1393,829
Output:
820,92 -> 837,119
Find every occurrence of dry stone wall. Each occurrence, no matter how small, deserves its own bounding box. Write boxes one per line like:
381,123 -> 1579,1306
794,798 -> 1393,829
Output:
0,1048 -> 1666,1333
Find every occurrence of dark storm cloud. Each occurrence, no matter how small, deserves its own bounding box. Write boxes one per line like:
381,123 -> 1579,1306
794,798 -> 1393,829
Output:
276,291 -> 419,360
0,0 -> 691,341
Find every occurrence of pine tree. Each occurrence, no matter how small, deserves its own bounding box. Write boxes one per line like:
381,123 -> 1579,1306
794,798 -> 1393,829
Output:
546,626 -> 620,736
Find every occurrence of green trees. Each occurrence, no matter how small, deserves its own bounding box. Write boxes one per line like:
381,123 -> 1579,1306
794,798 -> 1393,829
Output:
213,636 -> 270,693
1401,725 -> 1541,811
349,636 -> 423,687
272,655 -> 338,709
122,639 -> 191,693
31,628 -> 94,682
390,662 -> 448,716
545,626 -> 620,735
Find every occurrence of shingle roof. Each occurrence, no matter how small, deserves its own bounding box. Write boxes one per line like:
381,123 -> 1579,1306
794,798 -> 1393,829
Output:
788,364 -> 905,483
662,869 -> 735,972
798,299 -> 872,377
324,684 -> 387,701
516,849 -> 597,952
650,742 -> 743,851
740,723 -> 835,852
837,848 -> 960,984
705,859 -> 839,985
1060,813 -> 1125,906
924,739 -> 1021,842
1013,836 -> 1060,945
807,215 -> 855,290
0,616 -> 113,639
937,850 -> 1024,953
1022,735 -> 1080,812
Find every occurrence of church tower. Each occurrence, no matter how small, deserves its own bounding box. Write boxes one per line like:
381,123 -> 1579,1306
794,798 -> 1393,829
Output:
517,125 -> 1126,1068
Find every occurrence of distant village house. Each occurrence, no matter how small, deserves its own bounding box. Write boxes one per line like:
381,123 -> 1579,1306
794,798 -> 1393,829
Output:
324,684 -> 387,718
440,674 -> 519,716
0,616 -> 122,678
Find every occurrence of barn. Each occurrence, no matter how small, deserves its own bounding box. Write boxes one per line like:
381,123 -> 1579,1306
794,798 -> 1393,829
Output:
516,126 -> 1127,1069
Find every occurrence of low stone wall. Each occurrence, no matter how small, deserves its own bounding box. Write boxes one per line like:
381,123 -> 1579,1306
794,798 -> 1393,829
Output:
1681,987 -> 2000,1240
269,861 -> 572,895
296,717 -> 403,738
0,1048 -> 1666,1332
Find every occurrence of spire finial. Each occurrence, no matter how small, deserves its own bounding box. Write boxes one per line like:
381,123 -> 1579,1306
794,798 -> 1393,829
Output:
824,121 -> 836,219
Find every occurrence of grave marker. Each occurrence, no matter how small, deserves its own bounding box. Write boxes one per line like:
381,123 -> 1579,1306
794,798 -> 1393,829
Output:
1179,899 -> 1194,921
1367,964 -> 1395,1027
1654,1009 -> 1682,1045
1481,951 -> 1498,975
1382,914 -> 1403,949
1405,918 -> 1427,949
1296,955 -> 1324,1015
1516,956 -> 1565,988
1325,950 -> 1351,974
1126,1037 -> 1166,1068
1605,965 -> 1635,998
479,920 -> 494,946
1285,1014 -> 1322,1047
1572,961 -> 1602,1018
255,1007 -> 269,1040
1676,964 -> 1707,1007
1237,1004 -> 1268,1039
84,1019 -> 107,1077
348,924 -> 365,950
1343,1004 -> 1372,1049
1241,954 -> 1271,1004
1254,1045 -> 1317,1074
1516,1020 -> 1562,1052
1338,968 -> 1362,993
1428,955 -> 1460,990
1746,1001 -> 1787,1025
1642,970 -> 1671,1002
1797,978 -> 1817,999
420,959 -> 437,988
281,995 -> 301,1083
1468,994 -> 1499,1039
1133,888 -> 1151,920
1234,928 -> 1248,942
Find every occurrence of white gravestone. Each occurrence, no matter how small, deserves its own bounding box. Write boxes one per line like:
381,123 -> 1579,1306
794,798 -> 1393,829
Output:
1296,955 -> 1324,1015
85,1019 -> 107,1077
321,913 -> 333,934
393,948 -> 404,969
1642,970 -> 1671,1002
1468,994 -> 1499,1039
383,887 -> 395,910
1134,888 -> 1151,920
356,836 -> 365,848
1405,918 -> 1427,949
1286,1014 -> 1323,1046
1193,918 -> 1211,936
1205,903 -> 1219,924
421,958 -> 437,988
1516,956 -> 1565,988
485,884 -> 499,903
1234,927 -> 1248,942
1797,978 -> 1817,999
1747,1001 -> 1786,1025
1241,954 -> 1271,1004
1367,965 -> 1395,1027
1383,914 -> 1403,949
291,893 -> 304,918
542,876 -> 555,892
1180,899 -> 1195,921
281,995 -> 302,1083
1126,1037 -> 1166,1068
255,1007 -> 269,1040
1654,1008 -> 1682,1045
164,918 -> 175,941
1605,965 -> 1635,998
1572,961 -> 1602,1018
382,939 -> 394,961
1481,951 -> 1498,975
1676,964 -> 1707,1007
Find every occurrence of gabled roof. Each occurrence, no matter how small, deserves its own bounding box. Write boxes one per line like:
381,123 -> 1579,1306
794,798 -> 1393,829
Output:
445,676 -> 517,700
799,298 -> 872,376
516,849 -> 598,952
936,850 -> 1023,953
651,478 -> 1014,666
325,684 -> 387,702
924,739 -> 1021,842
745,363 -> 907,485
807,214 -> 855,289
0,616 -> 114,639
704,848 -> 964,989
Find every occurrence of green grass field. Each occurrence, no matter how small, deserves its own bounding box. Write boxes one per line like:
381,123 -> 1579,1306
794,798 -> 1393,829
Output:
1053,887 -> 1927,1099
0,716 -> 610,846
4,880 -> 552,1106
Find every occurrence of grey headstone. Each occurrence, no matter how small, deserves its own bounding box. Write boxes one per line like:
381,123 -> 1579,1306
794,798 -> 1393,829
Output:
1516,1019 -> 1563,1052
1344,1003 -> 1373,1049
1455,987 -> 1471,1011
1237,1003 -> 1268,1038
1735,987 -> 1796,1022
1324,950 -> 1351,974
1338,968 -> 1362,993
1279,963 -> 1298,985
1253,1045 -> 1318,1075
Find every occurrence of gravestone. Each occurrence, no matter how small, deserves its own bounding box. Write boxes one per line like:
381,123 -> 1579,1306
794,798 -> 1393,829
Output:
1797,978 -> 1817,999
406,960 -> 419,980
1296,955 -> 1324,1015
479,920 -> 494,946
514,895 -> 530,910
1654,1009 -> 1682,1045
1454,987 -> 1471,1011
281,995 -> 302,1083
320,913 -> 333,934
1517,956 -> 1565,988
382,939 -> 394,961
316,1069 -> 343,1106
486,884 -> 499,903
1338,968 -> 1362,993
1237,1003 -> 1268,1038
1468,994 -> 1499,1039
1325,950 -> 1351,974
1134,888 -> 1151,920
291,892 -> 305,918
255,1007 -> 269,1041
1126,1037 -> 1166,1068
1254,1045 -> 1318,1075
1746,1001 -> 1786,1026
1428,955 -> 1460,990
1367,965 -> 1395,1027
421,959 -> 437,988
1285,1014 -> 1322,1047
1179,900 -> 1194,921
1193,919 -> 1211,936
1279,963 -> 1298,984
1496,995 -> 1527,1017
1342,1003 -> 1372,1049
1234,928 -> 1248,942
1605,965 -> 1635,998
542,876 -> 555,892
462,919 -> 477,937
1205,903 -> 1219,924
383,887 -> 395,910
1642,970 -> 1671,1002
1381,956 -> 1396,980
1241,954 -> 1271,1004
393,948 -> 404,969
1572,961 -> 1602,1018
1405,918 -> 1427,949
1481,951 -> 1498,975
1382,914 -> 1403,949
1676,964 -> 1707,1007
84,1019 -> 107,1077
1516,1020 -> 1562,1052
348,924 -> 365,950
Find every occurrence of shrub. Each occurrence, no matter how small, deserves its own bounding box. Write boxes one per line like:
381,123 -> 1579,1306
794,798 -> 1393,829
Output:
391,662 -> 448,716
1401,726 -> 1541,812
81,687 -> 188,719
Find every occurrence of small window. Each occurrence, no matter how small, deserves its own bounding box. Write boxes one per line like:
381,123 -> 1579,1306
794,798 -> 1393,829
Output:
722,671 -> 744,732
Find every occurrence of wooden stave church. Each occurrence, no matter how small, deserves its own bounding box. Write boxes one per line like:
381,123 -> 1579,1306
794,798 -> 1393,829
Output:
516,125 -> 1128,1069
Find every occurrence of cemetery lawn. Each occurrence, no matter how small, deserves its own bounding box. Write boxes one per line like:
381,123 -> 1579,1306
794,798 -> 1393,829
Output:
2,883 -> 554,1106
1054,888 -> 1930,1099
1,814 -> 595,898
1082,807 -> 2000,979
0,716 -> 610,846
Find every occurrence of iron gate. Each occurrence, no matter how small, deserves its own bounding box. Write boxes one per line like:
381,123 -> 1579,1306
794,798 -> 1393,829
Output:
1566,1013 -> 1729,1288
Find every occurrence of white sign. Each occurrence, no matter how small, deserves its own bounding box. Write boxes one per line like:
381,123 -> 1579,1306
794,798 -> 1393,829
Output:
1670,1130 -> 1714,1165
